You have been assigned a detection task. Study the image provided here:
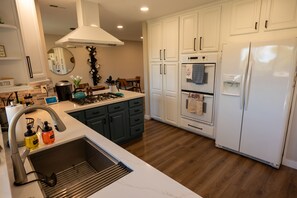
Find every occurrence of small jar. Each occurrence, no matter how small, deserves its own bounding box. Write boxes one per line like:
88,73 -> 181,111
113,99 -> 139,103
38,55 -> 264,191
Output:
24,126 -> 39,150
42,121 -> 55,144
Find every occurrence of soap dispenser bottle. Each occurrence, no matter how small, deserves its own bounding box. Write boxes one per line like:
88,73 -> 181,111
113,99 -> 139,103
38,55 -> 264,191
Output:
24,125 -> 39,150
42,121 -> 55,144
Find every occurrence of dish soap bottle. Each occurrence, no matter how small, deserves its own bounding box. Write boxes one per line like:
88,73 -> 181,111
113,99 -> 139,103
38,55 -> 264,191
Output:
42,121 -> 55,144
24,125 -> 39,150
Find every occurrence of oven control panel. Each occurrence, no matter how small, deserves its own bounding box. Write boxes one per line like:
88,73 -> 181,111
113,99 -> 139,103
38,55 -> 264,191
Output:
181,53 -> 218,63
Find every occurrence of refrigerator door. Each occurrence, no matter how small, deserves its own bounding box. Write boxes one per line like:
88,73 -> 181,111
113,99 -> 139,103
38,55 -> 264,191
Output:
215,42 -> 250,151
240,39 -> 297,166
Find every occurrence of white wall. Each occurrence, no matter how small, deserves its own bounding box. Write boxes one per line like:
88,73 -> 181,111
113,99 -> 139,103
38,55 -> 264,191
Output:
44,34 -> 144,90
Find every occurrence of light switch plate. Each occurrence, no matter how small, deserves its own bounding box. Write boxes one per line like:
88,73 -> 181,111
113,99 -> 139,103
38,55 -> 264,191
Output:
41,85 -> 47,93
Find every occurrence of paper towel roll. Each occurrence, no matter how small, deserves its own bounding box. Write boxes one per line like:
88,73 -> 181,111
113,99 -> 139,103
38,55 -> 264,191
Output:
5,104 -> 27,144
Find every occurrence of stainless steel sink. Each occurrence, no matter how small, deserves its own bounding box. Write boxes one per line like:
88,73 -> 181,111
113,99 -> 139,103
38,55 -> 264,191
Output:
28,137 -> 132,198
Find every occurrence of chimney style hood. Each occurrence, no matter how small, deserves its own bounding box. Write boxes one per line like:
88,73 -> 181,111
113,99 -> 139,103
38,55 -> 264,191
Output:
55,0 -> 124,47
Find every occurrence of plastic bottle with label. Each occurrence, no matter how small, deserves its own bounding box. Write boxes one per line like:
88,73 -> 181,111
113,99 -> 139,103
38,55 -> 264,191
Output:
42,121 -> 55,144
24,125 -> 39,150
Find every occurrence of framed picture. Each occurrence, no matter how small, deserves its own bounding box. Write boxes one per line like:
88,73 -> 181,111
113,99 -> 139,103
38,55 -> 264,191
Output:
0,45 -> 6,57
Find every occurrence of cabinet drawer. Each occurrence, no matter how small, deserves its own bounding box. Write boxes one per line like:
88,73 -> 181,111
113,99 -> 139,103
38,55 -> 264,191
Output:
129,106 -> 143,116
130,114 -> 144,126
85,106 -> 107,119
108,102 -> 128,113
129,98 -> 143,107
130,124 -> 144,136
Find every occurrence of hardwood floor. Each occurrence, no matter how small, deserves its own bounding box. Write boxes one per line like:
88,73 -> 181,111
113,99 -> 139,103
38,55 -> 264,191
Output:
122,119 -> 297,198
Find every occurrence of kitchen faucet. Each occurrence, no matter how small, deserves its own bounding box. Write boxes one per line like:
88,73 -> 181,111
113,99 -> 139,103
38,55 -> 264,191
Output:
8,105 -> 66,185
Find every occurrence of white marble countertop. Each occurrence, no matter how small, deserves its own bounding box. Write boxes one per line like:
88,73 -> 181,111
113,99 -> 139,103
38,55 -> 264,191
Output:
1,90 -> 201,198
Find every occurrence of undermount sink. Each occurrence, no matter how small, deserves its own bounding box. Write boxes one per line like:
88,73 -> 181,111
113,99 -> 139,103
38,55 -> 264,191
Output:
28,137 -> 132,198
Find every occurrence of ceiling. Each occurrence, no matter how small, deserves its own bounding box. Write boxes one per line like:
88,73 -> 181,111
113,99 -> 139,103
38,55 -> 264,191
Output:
38,0 -> 218,41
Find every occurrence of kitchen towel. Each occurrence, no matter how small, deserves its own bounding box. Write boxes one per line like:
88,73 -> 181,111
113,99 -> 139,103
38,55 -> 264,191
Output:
187,93 -> 204,116
5,104 -> 26,144
185,64 -> 193,80
192,64 -> 205,84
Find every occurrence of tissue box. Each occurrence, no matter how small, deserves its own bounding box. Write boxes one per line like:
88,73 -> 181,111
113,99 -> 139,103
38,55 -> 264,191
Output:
0,78 -> 14,87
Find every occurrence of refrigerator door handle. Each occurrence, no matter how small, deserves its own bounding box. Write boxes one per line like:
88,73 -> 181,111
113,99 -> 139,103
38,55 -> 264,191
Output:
244,59 -> 253,110
240,61 -> 249,109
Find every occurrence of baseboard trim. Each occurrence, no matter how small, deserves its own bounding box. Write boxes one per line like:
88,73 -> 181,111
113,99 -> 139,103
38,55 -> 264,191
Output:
282,158 -> 297,169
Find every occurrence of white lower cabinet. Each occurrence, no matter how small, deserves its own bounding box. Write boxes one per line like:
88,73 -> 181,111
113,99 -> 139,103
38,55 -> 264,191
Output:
150,62 -> 178,125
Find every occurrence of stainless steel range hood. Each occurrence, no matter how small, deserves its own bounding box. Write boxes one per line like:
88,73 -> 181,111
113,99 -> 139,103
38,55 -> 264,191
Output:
55,0 -> 124,47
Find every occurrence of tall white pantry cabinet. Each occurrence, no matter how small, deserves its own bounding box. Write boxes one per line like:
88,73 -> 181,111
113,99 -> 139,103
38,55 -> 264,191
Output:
0,0 -> 47,93
148,16 -> 179,126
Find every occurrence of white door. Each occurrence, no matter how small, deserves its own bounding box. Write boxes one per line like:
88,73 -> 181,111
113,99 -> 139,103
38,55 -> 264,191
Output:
163,62 -> 178,125
163,17 -> 179,61
150,62 -> 163,120
240,39 -> 297,165
230,0 -> 262,35
198,6 -> 221,52
215,42 -> 250,151
148,21 -> 163,61
263,0 -> 297,31
180,12 -> 198,54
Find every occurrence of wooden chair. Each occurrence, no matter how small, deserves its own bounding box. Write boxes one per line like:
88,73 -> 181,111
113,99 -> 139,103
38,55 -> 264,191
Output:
134,76 -> 141,93
117,78 -> 135,91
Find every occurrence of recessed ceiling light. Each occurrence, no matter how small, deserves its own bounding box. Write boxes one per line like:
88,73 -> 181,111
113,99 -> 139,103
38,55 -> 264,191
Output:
140,36 -> 143,39
117,25 -> 123,29
140,6 -> 149,12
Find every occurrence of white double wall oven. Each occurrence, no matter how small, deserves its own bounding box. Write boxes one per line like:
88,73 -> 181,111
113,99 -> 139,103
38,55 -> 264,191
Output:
179,53 -> 217,138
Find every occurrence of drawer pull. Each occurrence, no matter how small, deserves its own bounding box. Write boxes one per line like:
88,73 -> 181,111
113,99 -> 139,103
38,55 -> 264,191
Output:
135,128 -> 140,132
134,119 -> 140,122
188,124 -> 202,130
114,106 -> 120,109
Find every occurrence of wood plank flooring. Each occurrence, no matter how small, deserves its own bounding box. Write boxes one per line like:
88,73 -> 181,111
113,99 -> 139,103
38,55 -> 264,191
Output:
121,119 -> 297,198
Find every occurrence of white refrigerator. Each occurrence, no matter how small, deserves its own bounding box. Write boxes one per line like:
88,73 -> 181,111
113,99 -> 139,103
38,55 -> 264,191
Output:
215,39 -> 297,168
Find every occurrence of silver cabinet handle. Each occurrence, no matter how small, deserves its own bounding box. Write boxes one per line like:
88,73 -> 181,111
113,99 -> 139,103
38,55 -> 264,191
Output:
26,56 -> 33,78
255,22 -> 258,30
265,20 -> 268,29
163,49 -> 166,60
199,37 -> 202,50
159,49 -> 162,60
160,64 -> 162,74
194,38 -> 197,51
164,64 -> 166,75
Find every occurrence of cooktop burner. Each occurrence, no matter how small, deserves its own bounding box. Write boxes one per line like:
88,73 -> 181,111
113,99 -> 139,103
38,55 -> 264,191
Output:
71,92 -> 123,105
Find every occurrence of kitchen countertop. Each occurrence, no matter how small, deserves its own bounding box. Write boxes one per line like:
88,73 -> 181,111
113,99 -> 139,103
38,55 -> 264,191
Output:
0,90 -> 201,198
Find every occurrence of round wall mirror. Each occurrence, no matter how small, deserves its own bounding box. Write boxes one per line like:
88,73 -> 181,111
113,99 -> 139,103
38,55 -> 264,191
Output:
47,47 -> 75,75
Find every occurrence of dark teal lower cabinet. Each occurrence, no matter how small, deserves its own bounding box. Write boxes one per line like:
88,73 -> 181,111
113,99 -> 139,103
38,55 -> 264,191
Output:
68,97 -> 144,144
109,111 -> 129,143
86,115 -> 110,138
69,111 -> 85,124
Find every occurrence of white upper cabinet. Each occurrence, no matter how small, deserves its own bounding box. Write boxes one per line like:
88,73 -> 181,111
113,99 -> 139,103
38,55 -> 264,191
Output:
180,5 -> 221,53
148,16 -> 179,62
15,0 -> 48,82
263,0 -> 297,31
198,6 -> 221,52
180,13 -> 198,54
230,0 -> 262,35
230,0 -> 297,35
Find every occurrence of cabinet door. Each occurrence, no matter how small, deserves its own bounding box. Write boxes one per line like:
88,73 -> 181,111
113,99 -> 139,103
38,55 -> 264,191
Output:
198,6 -> 221,52
263,0 -> 297,31
15,0 -> 47,81
180,13 -> 198,54
86,115 -> 110,138
150,62 -> 164,120
162,17 -> 179,61
109,110 -> 129,143
69,111 -> 85,124
163,62 -> 178,125
148,21 -> 163,61
230,0 -> 262,35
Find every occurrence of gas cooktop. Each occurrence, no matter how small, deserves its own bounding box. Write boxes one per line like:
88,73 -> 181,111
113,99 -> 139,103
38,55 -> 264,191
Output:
71,92 -> 123,105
